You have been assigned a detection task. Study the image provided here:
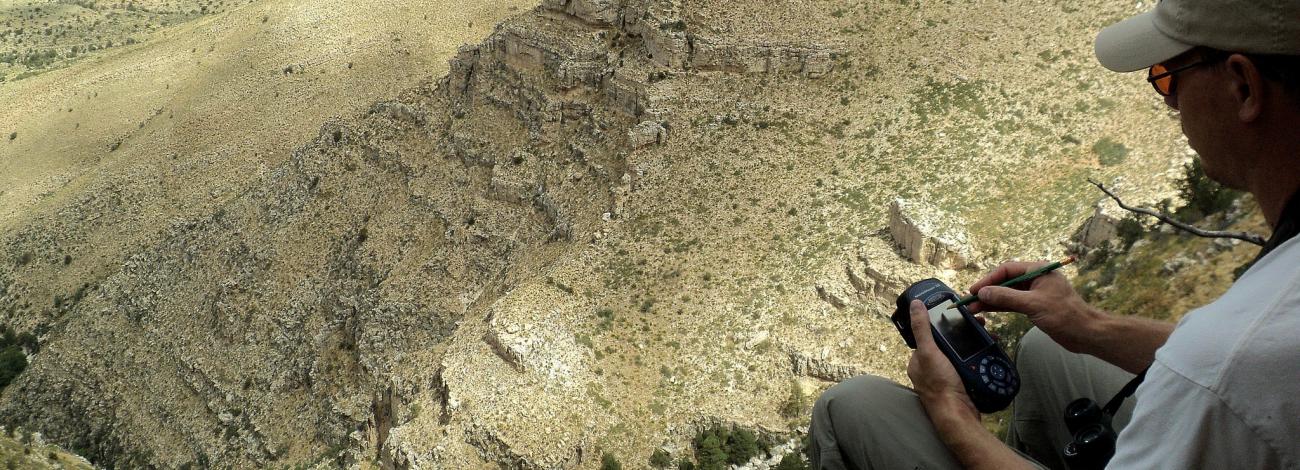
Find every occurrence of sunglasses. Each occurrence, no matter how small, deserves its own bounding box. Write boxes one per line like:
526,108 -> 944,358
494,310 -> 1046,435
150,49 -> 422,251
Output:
1147,55 -> 1224,96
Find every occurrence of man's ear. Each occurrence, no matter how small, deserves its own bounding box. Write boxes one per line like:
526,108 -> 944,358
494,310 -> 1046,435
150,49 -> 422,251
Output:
1225,54 -> 1265,123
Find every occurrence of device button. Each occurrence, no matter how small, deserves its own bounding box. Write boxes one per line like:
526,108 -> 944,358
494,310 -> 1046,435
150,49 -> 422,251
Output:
981,374 -> 990,384
990,363 -> 1007,380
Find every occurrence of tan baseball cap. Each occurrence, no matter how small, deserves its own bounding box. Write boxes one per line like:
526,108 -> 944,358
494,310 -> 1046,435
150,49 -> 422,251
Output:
1095,0 -> 1300,72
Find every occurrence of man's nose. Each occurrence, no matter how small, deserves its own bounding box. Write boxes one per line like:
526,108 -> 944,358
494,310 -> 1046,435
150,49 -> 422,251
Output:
1164,93 -> 1179,111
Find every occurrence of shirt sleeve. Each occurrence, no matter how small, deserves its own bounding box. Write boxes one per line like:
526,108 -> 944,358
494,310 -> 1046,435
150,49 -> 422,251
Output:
1106,361 -> 1280,469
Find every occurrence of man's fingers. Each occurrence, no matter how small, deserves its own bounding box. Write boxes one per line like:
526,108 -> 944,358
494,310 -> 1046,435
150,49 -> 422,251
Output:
975,285 -> 1034,312
968,260 -> 1050,295
908,300 -> 935,347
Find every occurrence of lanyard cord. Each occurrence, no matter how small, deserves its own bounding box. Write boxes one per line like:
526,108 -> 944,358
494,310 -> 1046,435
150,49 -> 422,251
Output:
1102,366 -> 1149,416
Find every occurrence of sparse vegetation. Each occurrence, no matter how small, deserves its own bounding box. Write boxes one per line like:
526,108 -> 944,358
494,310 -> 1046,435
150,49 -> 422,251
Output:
1092,137 -> 1129,166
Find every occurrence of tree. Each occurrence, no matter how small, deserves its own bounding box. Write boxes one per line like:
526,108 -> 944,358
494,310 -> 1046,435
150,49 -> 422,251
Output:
726,429 -> 760,465
696,434 -> 728,470
0,345 -> 27,389
1176,158 -> 1241,220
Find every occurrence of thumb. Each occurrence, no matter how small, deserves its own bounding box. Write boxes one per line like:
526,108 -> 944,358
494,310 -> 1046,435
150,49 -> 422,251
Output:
977,285 -> 1035,312
908,300 -> 936,348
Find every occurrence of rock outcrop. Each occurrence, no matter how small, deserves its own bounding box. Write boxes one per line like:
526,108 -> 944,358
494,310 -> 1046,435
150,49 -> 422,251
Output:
889,198 -> 976,270
1073,198 -> 1124,251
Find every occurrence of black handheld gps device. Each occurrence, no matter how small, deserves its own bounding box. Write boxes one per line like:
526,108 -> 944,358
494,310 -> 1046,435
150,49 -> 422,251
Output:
892,278 -> 1018,413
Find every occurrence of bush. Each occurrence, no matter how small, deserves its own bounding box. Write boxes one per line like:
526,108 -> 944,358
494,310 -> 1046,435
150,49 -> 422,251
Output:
696,434 -> 727,470
0,345 -> 27,389
727,429 -> 760,465
691,425 -> 769,470
1115,214 -> 1146,250
649,449 -> 673,468
774,452 -> 811,470
780,380 -> 809,419
1176,158 -> 1241,220
600,453 -> 622,470
1092,138 -> 1129,166
7,132 -> 14,141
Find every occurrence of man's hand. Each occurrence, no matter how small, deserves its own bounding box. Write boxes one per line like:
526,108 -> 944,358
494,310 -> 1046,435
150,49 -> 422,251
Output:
905,300 -> 1036,470
905,299 -> 977,417
966,260 -> 1174,374
966,261 -> 1102,354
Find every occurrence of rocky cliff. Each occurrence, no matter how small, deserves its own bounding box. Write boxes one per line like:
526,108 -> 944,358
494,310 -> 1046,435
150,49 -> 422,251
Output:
0,0 -> 1194,467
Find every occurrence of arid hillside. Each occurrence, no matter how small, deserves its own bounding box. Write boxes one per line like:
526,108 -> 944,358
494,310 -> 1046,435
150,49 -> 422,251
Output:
0,0 -> 1199,468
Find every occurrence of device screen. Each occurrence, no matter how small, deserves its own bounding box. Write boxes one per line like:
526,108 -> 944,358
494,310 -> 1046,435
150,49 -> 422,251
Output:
929,303 -> 989,362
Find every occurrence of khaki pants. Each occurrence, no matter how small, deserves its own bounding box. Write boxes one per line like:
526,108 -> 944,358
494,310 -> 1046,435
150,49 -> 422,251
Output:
810,328 -> 1137,470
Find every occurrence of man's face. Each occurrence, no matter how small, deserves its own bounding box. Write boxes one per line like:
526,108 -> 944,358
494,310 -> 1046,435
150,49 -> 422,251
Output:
1159,51 -> 1248,190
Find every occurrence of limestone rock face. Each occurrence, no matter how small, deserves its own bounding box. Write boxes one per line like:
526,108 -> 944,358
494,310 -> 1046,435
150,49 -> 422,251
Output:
788,351 -> 862,383
542,0 -> 620,25
690,37 -> 838,78
628,120 -> 666,148
1073,198 -> 1123,250
889,199 -> 975,270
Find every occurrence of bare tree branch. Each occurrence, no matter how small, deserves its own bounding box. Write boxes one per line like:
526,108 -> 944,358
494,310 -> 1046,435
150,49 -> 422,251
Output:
1087,178 -> 1266,246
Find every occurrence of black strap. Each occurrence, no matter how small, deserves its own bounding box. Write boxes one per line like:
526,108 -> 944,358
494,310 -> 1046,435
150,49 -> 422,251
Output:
1252,188 -> 1300,263
1102,367 -> 1149,416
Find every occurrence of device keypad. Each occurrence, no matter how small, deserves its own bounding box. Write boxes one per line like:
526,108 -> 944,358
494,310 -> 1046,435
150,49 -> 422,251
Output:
978,356 -> 1018,396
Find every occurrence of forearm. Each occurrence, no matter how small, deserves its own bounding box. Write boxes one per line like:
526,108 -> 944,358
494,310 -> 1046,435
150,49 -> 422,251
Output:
1074,306 -> 1174,374
923,396 -> 1036,470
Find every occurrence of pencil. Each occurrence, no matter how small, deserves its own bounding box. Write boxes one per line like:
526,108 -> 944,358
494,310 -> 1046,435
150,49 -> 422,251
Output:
953,255 -> 1077,307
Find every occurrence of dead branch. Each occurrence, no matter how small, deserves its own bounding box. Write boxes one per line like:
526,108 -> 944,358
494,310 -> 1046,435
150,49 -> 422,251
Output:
1087,178 -> 1266,246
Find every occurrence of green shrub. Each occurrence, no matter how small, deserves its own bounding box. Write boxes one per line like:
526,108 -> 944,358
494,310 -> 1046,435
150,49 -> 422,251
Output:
696,433 -> 727,470
0,345 -> 27,389
600,453 -> 622,470
780,380 -> 809,419
1176,158 -> 1241,220
691,425 -> 770,469
774,452 -> 811,470
1116,214 -> 1146,250
1092,138 -> 1129,166
650,449 -> 673,468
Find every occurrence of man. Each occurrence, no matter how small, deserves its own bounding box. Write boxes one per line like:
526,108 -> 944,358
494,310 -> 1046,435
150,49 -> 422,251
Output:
809,0 -> 1300,468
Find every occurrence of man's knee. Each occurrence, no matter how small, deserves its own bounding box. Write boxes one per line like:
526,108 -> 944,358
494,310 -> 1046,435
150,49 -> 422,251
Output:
813,374 -> 903,422
1014,327 -> 1068,374
811,374 -> 914,469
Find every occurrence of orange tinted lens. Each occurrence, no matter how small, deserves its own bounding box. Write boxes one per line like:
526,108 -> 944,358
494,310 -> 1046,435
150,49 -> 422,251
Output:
1150,64 -> 1173,95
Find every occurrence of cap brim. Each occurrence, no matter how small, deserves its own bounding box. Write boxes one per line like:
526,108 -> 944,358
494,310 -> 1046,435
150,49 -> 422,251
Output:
1094,10 -> 1195,72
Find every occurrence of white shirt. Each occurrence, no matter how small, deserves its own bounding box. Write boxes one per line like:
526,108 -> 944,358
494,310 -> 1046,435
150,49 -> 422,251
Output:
1109,236 -> 1300,468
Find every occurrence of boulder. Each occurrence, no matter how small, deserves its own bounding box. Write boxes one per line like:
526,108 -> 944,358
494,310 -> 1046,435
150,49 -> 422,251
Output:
1073,198 -> 1123,250
627,120 -> 665,148
788,351 -> 862,382
541,0 -> 620,25
888,198 -> 974,269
